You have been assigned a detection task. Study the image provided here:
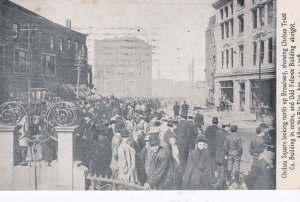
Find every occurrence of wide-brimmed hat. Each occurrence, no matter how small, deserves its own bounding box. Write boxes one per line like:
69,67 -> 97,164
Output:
149,133 -> 160,146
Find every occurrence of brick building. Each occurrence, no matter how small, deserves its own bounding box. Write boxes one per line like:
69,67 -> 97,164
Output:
0,0 -> 92,103
94,37 -> 152,97
210,0 -> 276,113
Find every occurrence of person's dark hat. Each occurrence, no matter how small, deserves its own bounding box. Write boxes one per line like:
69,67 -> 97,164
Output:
260,123 -> 268,128
109,120 -> 117,125
187,115 -> 194,120
149,133 -> 160,146
114,121 -> 125,132
167,122 -> 173,127
154,121 -> 161,127
180,114 -> 187,119
256,126 -> 262,134
101,120 -> 110,127
212,117 -> 218,124
230,125 -> 238,132
120,129 -> 130,138
170,119 -> 178,125
196,135 -> 207,143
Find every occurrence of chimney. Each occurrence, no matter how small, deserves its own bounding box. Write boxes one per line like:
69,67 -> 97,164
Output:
65,19 -> 71,29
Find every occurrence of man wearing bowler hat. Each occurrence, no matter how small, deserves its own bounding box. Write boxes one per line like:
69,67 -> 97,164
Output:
204,117 -> 221,160
144,133 -> 175,190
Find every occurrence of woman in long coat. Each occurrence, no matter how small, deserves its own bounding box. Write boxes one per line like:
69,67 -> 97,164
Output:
182,136 -> 214,190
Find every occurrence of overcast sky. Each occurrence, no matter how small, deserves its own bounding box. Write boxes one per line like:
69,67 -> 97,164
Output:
11,0 -> 216,81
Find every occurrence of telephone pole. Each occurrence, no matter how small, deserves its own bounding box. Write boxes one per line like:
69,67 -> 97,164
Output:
75,50 -> 85,99
20,24 -> 37,113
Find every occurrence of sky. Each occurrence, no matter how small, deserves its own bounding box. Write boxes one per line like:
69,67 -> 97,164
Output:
11,0 -> 216,81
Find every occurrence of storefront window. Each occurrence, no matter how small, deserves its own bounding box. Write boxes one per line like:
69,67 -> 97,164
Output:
251,80 -> 276,112
220,81 -> 233,103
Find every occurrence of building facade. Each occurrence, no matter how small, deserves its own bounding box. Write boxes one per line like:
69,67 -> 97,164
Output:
211,0 -> 276,113
205,15 -> 216,104
0,0 -> 92,103
94,37 -> 152,97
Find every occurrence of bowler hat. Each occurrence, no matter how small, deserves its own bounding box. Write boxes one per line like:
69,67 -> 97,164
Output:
256,126 -> 262,134
212,117 -> 219,124
149,133 -> 160,146
260,123 -> 268,128
167,122 -> 173,127
196,135 -> 207,143
230,125 -> 238,132
187,115 -> 194,120
154,121 -> 161,127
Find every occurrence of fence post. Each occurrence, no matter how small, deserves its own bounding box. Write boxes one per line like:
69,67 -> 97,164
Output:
0,126 -> 16,190
55,126 -> 78,190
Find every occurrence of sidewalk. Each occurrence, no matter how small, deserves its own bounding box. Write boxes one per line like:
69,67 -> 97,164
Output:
201,110 -> 274,129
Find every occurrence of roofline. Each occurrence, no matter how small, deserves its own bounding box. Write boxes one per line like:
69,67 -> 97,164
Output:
3,0 -> 87,37
212,0 -> 233,9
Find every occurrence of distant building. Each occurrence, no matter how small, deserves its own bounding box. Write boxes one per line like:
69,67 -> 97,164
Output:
211,0 -> 276,113
151,78 -> 174,98
205,15 -> 216,104
94,37 -> 152,97
0,0 -> 92,103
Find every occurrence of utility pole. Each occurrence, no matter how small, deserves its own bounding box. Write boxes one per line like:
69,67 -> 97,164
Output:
256,36 -> 263,121
20,24 -> 37,113
191,58 -> 194,106
75,50 -> 84,100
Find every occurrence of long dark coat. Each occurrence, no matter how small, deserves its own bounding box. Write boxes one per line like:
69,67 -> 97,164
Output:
215,129 -> 228,164
204,124 -> 220,159
244,159 -> 275,190
175,120 -> 190,169
175,120 -> 189,151
182,148 -> 214,190
147,146 -> 176,190
186,120 -> 198,152
180,104 -> 189,117
194,113 -> 204,126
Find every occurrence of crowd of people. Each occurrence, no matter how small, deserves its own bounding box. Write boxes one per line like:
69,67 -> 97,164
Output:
14,95 -> 276,190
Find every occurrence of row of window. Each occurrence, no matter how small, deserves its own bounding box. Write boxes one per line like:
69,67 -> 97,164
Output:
221,38 -> 273,69
11,23 -> 86,56
220,3 -> 234,20
252,2 -> 274,29
220,1 -> 273,40
0,47 -> 56,76
253,38 -> 273,65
